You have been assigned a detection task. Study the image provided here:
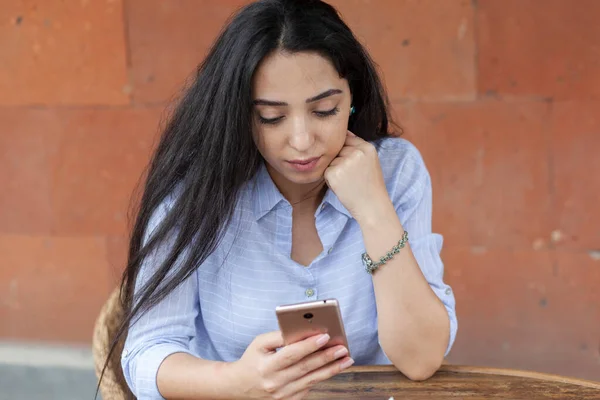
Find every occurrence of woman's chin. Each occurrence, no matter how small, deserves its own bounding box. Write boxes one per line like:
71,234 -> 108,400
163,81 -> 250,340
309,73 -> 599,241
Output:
286,170 -> 325,185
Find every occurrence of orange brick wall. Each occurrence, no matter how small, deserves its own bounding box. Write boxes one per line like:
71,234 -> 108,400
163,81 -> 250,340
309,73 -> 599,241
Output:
1,0 -> 598,381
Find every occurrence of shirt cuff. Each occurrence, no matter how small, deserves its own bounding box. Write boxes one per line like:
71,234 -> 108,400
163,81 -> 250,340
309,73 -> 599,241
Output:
410,235 -> 458,357
122,343 -> 194,400
428,282 -> 458,357
445,305 -> 458,356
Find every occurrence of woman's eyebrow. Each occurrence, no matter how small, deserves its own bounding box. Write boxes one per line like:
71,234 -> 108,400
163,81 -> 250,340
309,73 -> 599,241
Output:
252,88 -> 343,106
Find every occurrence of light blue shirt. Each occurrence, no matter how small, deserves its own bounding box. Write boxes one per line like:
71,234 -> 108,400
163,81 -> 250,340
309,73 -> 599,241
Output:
121,137 -> 458,399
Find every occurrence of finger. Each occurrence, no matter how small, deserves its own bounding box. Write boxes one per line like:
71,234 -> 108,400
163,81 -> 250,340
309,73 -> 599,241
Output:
345,130 -> 364,142
272,333 -> 330,370
287,388 -> 310,400
325,158 -> 343,170
346,132 -> 375,154
277,356 -> 354,398
323,163 -> 340,184
343,137 -> 365,151
344,133 -> 361,144
282,345 -> 348,382
255,330 -> 285,353
336,146 -> 355,157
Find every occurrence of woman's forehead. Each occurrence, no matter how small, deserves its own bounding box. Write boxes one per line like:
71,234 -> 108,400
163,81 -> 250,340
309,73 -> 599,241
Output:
252,51 -> 347,101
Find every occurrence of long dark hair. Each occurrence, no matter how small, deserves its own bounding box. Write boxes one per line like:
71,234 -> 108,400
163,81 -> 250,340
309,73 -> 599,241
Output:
97,0 -> 395,395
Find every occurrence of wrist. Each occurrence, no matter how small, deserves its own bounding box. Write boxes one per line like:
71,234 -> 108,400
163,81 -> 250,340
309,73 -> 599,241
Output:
157,353 -> 238,400
354,198 -> 398,230
221,360 -> 248,399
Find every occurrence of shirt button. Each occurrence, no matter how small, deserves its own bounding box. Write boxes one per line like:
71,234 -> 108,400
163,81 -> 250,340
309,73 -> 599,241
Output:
122,349 -> 128,358
305,288 -> 315,297
445,288 -> 452,296
327,247 -> 333,254
321,204 -> 326,211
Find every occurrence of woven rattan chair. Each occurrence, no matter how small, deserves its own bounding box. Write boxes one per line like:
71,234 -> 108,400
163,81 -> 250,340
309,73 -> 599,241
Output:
92,287 -> 135,400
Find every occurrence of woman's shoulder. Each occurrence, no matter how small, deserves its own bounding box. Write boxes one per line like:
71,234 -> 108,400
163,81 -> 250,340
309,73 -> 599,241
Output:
373,136 -> 432,206
373,134 -> 421,155
374,137 -> 429,179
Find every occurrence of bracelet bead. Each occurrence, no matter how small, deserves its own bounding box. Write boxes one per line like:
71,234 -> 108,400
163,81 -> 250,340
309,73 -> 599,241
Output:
361,230 -> 409,274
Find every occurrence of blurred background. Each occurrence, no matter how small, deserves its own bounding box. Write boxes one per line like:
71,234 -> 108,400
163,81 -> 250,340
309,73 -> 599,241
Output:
1,0 -> 599,398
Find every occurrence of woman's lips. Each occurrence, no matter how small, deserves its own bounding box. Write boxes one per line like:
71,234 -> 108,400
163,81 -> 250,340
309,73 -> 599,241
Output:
287,157 -> 321,172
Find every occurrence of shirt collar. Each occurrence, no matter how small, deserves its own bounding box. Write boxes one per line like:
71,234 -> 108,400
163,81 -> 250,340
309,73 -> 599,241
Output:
250,162 -> 353,220
251,162 -> 288,221
321,186 -> 352,219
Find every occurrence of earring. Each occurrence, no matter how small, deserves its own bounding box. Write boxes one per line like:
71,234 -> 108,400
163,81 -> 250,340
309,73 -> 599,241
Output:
350,106 -> 355,115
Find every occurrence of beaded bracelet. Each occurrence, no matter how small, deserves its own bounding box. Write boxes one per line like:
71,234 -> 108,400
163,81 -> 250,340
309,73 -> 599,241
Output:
361,230 -> 409,274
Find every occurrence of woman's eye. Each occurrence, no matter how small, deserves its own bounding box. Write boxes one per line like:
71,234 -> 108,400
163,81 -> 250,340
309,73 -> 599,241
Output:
259,116 -> 284,125
314,107 -> 339,118
258,107 -> 339,124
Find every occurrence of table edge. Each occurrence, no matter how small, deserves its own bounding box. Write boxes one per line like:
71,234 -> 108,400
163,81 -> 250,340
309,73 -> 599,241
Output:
341,365 -> 600,389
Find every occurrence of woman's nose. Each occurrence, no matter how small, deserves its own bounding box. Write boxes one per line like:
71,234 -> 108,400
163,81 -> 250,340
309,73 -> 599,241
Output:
288,116 -> 315,152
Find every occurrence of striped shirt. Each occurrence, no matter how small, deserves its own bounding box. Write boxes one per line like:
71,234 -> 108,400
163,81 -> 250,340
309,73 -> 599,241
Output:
121,137 -> 458,399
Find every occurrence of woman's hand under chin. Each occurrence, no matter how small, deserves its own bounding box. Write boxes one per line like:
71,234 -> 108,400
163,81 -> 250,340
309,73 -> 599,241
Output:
324,131 -> 396,225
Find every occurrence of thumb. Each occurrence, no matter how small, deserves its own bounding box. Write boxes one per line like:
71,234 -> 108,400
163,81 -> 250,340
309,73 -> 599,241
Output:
255,330 -> 284,352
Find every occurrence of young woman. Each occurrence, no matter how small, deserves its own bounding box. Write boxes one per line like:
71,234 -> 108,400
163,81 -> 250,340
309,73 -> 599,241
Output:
115,0 -> 457,398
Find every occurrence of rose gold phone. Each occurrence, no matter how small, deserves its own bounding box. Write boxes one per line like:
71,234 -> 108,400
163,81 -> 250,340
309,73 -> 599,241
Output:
275,298 -> 350,355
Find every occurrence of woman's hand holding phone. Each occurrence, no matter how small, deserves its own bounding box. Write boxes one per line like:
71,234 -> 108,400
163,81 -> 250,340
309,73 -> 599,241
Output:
228,330 -> 354,399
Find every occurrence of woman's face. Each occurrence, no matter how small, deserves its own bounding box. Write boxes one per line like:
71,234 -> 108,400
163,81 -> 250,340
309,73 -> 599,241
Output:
252,51 -> 352,188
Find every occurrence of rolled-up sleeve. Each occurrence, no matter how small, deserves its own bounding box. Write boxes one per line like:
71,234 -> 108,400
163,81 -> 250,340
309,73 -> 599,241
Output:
391,143 -> 458,356
121,200 -> 199,399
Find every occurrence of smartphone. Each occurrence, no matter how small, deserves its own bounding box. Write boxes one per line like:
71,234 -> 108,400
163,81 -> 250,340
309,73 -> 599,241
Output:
275,298 -> 350,355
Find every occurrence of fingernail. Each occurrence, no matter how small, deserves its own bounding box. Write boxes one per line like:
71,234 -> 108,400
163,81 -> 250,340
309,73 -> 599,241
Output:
334,348 -> 348,359
316,334 -> 330,346
340,358 -> 355,369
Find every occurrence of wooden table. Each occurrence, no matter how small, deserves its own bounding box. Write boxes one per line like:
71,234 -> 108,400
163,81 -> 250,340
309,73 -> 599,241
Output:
309,365 -> 600,399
